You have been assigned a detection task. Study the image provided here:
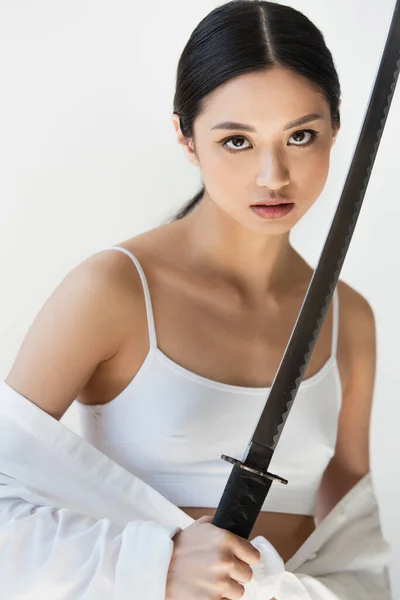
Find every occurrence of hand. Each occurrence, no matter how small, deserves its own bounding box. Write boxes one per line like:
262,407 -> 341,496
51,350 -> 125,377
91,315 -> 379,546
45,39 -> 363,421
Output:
166,515 -> 261,600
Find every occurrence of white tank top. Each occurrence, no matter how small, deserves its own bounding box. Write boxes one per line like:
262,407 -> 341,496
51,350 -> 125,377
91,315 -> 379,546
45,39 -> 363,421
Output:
76,246 -> 342,516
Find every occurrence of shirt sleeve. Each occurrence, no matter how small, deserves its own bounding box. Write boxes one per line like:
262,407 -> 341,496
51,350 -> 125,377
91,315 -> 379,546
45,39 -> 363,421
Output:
0,491 -> 181,599
0,379 -> 185,599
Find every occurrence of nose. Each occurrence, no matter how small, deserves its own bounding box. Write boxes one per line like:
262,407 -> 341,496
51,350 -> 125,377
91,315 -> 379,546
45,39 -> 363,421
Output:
256,150 -> 290,190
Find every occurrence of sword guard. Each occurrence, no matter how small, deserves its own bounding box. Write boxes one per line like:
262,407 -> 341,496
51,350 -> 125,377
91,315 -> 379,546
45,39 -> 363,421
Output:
221,454 -> 288,485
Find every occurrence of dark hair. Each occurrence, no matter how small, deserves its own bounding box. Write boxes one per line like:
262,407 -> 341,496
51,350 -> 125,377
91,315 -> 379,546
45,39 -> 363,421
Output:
169,0 -> 341,221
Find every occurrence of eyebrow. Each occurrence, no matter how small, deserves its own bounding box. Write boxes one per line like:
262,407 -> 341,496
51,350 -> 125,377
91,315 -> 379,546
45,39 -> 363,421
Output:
211,113 -> 324,133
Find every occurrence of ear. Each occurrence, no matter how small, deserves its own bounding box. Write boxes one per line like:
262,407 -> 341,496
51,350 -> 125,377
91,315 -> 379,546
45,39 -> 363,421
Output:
171,113 -> 200,167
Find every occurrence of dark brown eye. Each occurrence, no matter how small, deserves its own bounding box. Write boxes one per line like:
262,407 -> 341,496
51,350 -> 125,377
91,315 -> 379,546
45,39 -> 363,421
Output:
289,129 -> 318,147
292,131 -> 307,143
222,136 -> 251,153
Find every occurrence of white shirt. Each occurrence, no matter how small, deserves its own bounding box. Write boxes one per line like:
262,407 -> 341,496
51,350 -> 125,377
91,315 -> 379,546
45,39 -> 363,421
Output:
0,381 -> 392,599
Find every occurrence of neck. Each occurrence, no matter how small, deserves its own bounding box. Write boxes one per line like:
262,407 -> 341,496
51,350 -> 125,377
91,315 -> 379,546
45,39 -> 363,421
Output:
175,195 -> 296,296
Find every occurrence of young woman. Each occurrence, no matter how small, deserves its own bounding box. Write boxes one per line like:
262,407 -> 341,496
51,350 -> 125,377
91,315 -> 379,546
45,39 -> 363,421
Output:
2,1 -> 383,598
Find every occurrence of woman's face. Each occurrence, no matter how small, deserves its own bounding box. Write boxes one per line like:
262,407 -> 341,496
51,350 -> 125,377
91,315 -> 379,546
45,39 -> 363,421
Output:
174,67 -> 340,235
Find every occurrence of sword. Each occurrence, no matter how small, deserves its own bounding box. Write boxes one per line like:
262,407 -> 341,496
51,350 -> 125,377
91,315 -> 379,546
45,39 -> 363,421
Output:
212,0 -> 400,539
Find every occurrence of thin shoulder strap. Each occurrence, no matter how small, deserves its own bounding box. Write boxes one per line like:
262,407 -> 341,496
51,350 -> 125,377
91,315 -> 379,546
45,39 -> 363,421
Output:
331,287 -> 339,358
106,246 -> 157,349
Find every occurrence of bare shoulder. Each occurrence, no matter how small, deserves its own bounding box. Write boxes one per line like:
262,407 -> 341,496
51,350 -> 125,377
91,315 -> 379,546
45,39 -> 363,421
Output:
47,245 -> 150,329
5,245 -> 147,421
292,253 -> 376,353
336,280 -> 376,345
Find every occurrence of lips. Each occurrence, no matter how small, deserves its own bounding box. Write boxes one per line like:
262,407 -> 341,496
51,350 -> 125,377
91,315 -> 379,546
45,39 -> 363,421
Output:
250,202 -> 295,220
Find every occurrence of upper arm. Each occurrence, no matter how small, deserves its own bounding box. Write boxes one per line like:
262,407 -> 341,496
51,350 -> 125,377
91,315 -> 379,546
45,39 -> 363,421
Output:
316,282 -> 376,523
5,252 -> 130,421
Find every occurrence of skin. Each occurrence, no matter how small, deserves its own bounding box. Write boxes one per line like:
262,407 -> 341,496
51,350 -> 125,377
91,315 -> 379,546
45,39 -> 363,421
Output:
6,66 -> 375,584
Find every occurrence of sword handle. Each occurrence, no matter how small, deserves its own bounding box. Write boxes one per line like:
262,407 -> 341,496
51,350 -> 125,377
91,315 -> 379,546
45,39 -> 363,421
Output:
211,455 -> 285,539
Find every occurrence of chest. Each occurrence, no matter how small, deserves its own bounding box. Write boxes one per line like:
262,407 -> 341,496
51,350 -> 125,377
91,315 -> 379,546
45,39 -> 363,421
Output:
146,272 -> 337,388
80,261 -> 344,407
